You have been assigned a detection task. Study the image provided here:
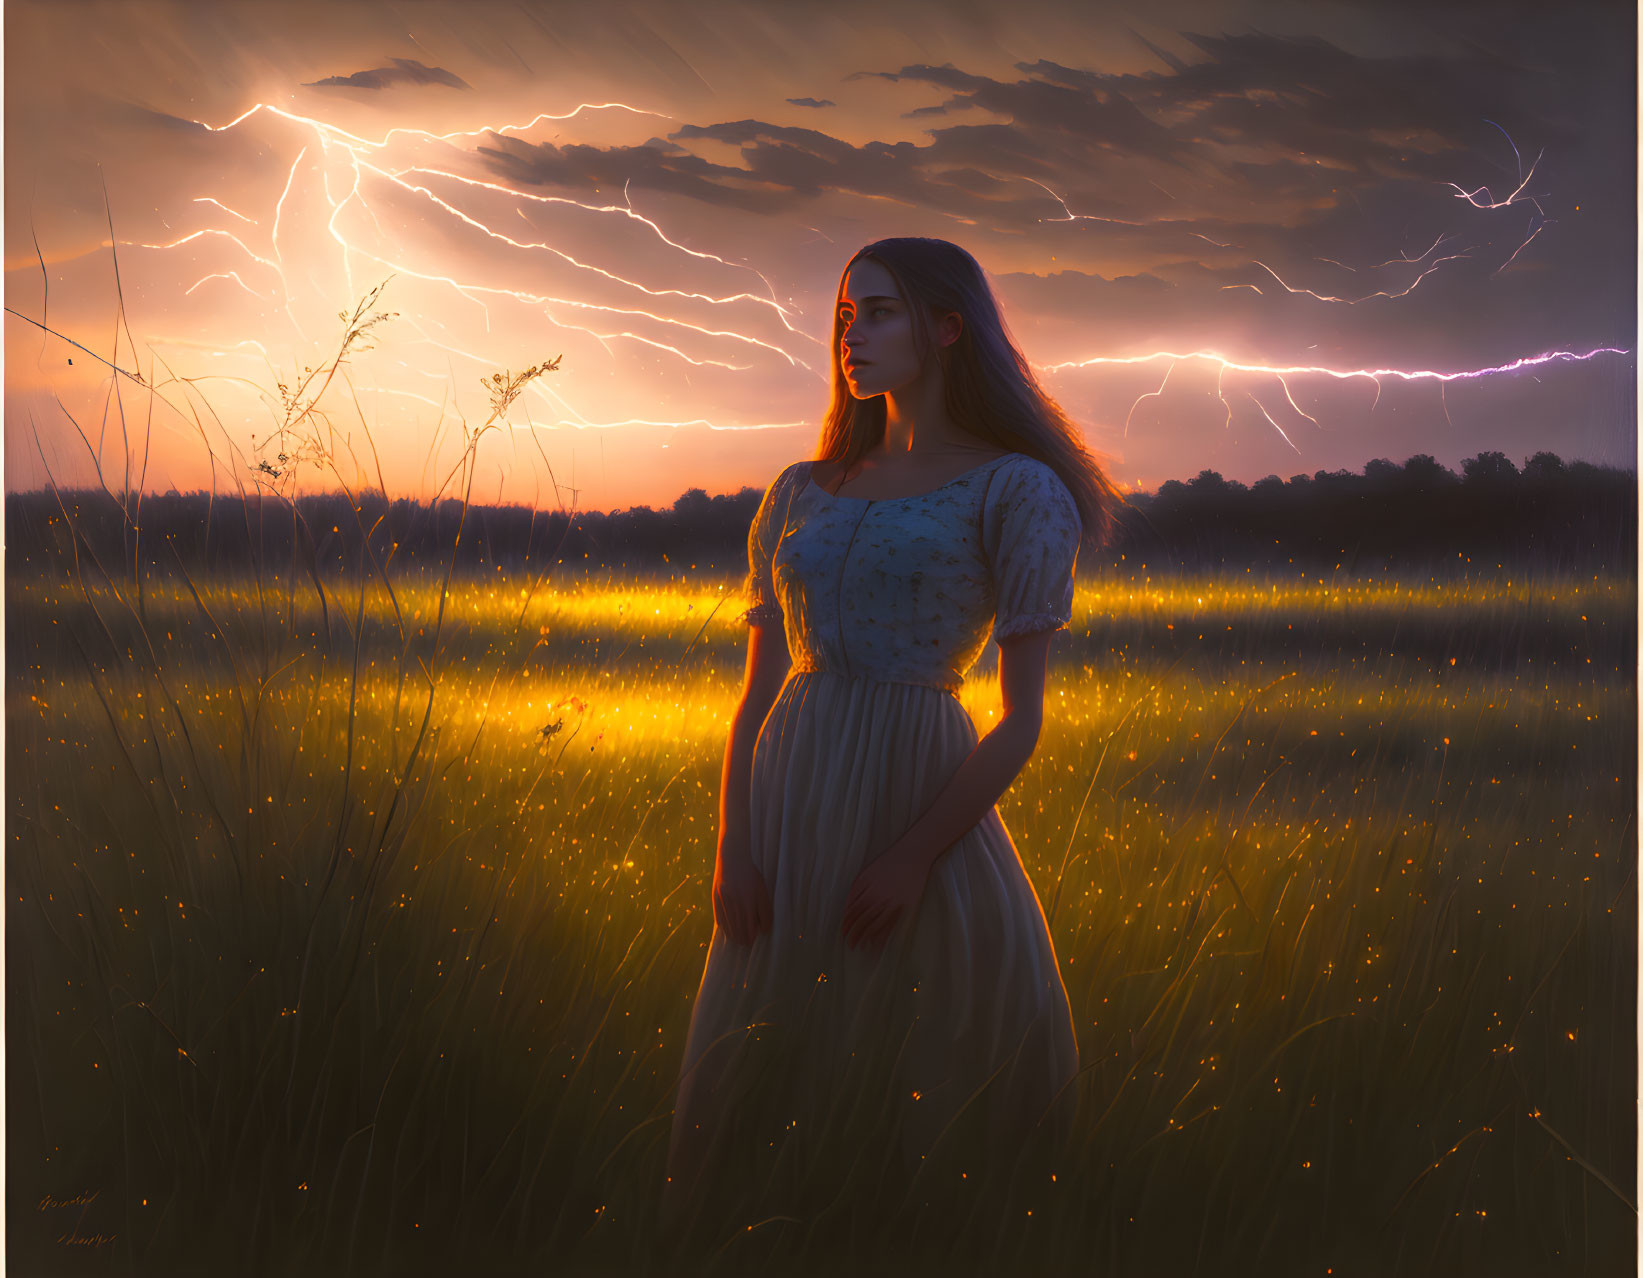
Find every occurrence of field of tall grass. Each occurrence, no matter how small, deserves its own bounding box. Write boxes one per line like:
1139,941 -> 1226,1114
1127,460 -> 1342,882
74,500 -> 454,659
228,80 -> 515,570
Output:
8,555 -> 1634,1276
6,279 -> 1634,1276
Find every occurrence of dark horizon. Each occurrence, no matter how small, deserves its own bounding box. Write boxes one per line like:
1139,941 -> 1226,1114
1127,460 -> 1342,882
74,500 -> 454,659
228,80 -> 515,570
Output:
10,448 -> 1633,590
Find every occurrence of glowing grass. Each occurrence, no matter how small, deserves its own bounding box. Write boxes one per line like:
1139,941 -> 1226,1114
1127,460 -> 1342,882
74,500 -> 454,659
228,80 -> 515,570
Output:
8,557 -> 1633,1276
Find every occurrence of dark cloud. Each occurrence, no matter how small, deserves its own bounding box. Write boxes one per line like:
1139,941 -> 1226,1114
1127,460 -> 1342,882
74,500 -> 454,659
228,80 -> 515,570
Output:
120,103 -> 210,132
478,132 -> 800,214
786,97 -> 835,109
904,97 -> 977,119
879,62 -> 1185,163
473,23 -> 1629,370
475,33 -> 1571,236
304,58 -> 469,91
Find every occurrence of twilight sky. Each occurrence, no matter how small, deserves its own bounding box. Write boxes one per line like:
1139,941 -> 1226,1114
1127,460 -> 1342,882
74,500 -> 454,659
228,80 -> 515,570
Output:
3,0 -> 1635,510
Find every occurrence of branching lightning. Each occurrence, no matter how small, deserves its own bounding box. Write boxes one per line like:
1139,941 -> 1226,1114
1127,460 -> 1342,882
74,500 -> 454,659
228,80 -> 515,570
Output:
1061,345 -> 1628,459
42,91 -> 1624,482
112,97 -> 823,438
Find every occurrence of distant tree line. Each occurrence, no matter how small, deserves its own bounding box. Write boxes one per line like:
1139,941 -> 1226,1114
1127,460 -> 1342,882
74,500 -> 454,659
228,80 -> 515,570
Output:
1121,451 -> 1635,576
6,451 -> 1634,583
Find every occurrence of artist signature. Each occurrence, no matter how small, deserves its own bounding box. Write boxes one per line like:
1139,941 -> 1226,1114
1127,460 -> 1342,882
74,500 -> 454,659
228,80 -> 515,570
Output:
38,1188 -> 117,1248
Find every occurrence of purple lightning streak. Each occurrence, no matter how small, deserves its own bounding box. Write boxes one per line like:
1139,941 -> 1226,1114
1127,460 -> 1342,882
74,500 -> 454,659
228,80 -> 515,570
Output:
1215,126 -> 1550,305
1041,345 -> 1629,384
1446,145 -> 1548,216
1492,222 -> 1549,277
1048,345 -> 1630,446
1373,232 -> 1461,269
1246,392 -> 1302,455
1234,253 -> 1475,304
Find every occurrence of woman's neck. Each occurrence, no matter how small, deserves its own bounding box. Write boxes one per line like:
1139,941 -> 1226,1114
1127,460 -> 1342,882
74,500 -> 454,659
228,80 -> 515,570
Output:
879,366 -> 972,455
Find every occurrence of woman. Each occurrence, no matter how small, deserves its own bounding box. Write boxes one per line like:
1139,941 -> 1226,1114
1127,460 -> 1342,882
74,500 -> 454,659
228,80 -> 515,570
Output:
660,237 -> 1123,1254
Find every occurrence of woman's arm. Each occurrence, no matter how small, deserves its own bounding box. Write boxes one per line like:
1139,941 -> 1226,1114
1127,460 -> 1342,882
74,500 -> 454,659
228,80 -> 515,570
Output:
717,620 -> 792,860
882,626 -> 1054,877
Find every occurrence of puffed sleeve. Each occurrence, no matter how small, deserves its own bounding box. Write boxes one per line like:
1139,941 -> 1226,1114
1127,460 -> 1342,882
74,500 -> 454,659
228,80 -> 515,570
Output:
982,455 -> 1083,643
741,462 -> 802,626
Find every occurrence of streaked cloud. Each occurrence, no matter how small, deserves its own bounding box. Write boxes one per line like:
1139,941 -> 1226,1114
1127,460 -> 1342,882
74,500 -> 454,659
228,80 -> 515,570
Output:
304,58 -> 470,91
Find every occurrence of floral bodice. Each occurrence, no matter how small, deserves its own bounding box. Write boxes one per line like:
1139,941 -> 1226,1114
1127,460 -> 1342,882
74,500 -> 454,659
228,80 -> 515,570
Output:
740,452 -> 1082,693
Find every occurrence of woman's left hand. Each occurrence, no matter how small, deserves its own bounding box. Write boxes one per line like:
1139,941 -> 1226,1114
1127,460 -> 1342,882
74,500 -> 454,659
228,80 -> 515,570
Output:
842,846 -> 932,953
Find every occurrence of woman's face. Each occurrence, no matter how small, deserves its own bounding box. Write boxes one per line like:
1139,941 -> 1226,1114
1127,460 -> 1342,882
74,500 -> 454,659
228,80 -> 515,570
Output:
836,258 -> 928,399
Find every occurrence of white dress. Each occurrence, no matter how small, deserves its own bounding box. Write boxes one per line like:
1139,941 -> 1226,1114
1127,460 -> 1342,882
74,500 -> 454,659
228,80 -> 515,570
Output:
664,452 -> 1083,1231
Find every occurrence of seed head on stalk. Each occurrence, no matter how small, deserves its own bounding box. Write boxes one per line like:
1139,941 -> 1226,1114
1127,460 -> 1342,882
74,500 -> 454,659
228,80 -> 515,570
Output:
475,355 -> 563,443
250,277 -> 399,487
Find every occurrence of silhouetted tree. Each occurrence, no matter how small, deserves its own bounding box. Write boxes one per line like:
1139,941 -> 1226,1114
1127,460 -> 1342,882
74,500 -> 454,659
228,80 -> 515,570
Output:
1523,451 -> 1566,481
1401,454 -> 1458,490
1363,458 -> 1402,489
1462,451 -> 1519,486
672,488 -> 713,519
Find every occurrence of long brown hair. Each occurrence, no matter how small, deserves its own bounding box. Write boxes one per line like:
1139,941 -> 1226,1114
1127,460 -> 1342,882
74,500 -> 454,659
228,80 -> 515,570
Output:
814,236 -> 1125,550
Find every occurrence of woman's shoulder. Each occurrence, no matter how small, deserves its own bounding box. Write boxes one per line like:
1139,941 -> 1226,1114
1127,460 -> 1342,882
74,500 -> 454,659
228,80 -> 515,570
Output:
988,451 -> 1065,491
985,454 -> 1078,529
760,459 -> 815,494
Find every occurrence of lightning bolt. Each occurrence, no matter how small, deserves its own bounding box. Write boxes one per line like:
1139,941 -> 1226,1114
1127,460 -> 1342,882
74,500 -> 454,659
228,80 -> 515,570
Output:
362,162 -> 809,337
1373,232 -> 1459,269
103,97 -> 830,447
1246,392 -> 1302,454
192,196 -> 257,224
183,271 -> 268,301
1023,175 -> 1240,247
194,100 -> 671,150
1446,143 -> 1547,216
1492,222 -> 1548,277
1056,345 -> 1629,455
127,228 -> 280,275
1045,344 -> 1627,385
57,98 -> 1619,489
1233,253 -> 1475,304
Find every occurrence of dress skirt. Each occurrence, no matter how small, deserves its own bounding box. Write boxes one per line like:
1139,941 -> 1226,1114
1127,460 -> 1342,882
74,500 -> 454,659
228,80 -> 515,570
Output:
663,667 -> 1081,1233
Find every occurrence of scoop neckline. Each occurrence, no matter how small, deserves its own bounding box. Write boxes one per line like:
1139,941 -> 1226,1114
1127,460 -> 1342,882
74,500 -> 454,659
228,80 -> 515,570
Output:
805,451 -> 1015,502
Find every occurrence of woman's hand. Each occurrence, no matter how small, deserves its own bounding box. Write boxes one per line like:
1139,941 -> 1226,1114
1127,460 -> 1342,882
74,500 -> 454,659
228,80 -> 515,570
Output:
842,846 -> 932,954
712,830 -> 772,947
